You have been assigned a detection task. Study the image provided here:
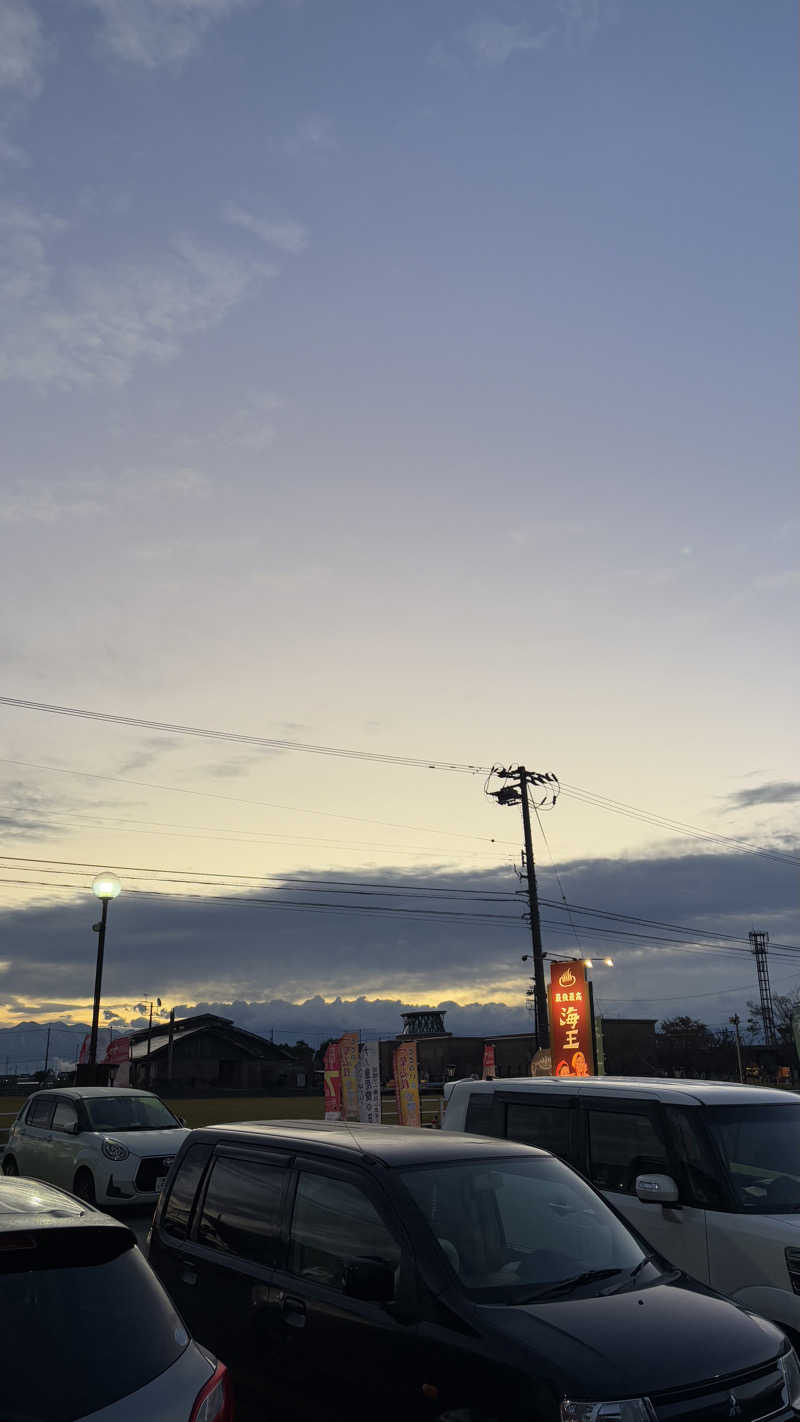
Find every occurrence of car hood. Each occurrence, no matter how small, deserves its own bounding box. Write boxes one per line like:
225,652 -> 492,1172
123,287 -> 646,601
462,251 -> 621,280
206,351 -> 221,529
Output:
479,1276 -> 784,1398
92,1128 -> 190,1156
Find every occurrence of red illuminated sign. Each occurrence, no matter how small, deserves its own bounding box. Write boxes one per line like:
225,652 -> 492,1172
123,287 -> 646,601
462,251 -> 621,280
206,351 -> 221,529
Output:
548,961 -> 595,1077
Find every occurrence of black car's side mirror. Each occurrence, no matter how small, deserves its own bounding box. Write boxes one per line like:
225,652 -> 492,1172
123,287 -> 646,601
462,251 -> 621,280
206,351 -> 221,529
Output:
343,1259 -> 395,1304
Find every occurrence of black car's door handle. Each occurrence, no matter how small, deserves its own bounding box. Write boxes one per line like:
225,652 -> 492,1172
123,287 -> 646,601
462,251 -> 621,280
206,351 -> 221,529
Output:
282,1295 -> 306,1328
180,1261 -> 198,1286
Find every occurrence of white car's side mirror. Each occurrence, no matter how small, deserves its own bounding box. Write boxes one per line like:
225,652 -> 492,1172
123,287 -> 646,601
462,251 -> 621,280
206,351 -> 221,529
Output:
635,1173 -> 679,1205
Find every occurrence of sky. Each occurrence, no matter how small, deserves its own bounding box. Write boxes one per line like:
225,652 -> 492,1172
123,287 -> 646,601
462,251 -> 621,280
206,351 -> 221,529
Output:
0,0 -> 797,1047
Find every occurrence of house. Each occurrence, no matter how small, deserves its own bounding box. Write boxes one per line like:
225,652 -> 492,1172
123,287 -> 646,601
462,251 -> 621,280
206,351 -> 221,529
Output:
128,1013 -> 302,1091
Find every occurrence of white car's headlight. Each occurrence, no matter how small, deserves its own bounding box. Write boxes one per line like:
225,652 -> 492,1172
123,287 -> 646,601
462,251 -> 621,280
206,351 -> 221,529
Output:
101,1139 -> 130,1162
562,1399 -> 657,1422
779,1349 -> 800,1409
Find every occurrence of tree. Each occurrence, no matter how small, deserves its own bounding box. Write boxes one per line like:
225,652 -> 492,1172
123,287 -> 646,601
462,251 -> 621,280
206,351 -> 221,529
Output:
658,1016 -> 712,1044
746,990 -> 800,1047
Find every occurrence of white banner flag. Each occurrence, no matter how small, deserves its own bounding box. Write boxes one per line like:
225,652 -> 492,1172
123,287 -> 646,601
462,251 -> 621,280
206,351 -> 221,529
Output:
357,1040 -> 381,1124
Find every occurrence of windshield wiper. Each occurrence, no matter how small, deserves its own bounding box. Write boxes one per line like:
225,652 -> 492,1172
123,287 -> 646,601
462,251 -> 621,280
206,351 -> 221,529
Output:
602,1255 -> 680,1294
515,1267 -> 624,1303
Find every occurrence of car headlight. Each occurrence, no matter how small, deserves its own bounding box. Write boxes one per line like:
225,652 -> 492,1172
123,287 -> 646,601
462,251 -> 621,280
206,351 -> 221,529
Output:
779,1349 -> 800,1409
101,1139 -> 130,1162
561,1400 -> 658,1422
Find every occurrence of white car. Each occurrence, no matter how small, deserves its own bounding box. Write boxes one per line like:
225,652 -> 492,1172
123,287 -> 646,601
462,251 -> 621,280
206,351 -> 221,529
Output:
0,1175 -> 232,1420
2,1086 -> 190,1206
443,1074 -> 800,1346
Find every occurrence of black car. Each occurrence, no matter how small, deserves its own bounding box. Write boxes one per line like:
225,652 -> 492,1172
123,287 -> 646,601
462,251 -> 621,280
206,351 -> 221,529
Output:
149,1120 -> 800,1422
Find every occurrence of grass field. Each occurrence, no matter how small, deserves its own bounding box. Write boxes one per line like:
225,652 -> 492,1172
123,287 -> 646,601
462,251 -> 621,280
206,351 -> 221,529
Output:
166,1097 -> 325,1129
0,1091 -> 443,1141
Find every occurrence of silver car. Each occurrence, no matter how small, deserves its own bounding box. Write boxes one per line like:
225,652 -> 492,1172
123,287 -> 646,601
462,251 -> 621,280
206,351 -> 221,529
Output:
0,1176 -> 232,1419
2,1086 -> 190,1206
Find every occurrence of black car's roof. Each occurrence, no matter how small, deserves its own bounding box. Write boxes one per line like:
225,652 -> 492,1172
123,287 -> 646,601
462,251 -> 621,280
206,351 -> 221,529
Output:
192,1119 -> 548,1166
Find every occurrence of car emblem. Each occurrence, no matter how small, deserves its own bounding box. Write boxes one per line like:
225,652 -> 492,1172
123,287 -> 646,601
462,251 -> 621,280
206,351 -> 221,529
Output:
728,1393 -> 742,1418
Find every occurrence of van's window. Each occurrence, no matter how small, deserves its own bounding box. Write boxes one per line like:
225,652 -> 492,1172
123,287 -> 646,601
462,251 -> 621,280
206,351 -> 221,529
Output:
506,1101 -> 574,1163
401,1155 -> 645,1304
162,1144 -> 210,1240
587,1109 -> 668,1194
289,1173 -> 401,1292
705,1104 -> 800,1213
26,1097 -> 55,1128
198,1155 -> 286,1265
664,1107 -> 726,1209
51,1101 -> 78,1134
465,1092 -> 495,1135
0,1231 -> 187,1420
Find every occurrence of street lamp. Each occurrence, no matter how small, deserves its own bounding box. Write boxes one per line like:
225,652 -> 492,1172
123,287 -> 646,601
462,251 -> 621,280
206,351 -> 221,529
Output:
89,873 -> 121,1069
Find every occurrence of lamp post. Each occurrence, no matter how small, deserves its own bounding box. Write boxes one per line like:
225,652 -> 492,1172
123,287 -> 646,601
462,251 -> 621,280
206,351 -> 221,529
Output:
89,873 -> 121,1070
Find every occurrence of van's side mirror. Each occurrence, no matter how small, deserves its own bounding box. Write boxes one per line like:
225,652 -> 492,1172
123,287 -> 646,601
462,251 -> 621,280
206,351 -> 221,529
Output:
635,1173 -> 679,1205
343,1258 -> 395,1303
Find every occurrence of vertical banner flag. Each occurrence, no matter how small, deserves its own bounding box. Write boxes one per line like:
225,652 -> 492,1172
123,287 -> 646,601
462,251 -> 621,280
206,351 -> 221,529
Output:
78,1035 -> 90,1065
393,1040 -> 421,1127
549,961 -> 595,1077
323,1041 -> 343,1120
482,1043 -> 496,1080
357,1040 -> 381,1124
339,1032 -> 360,1122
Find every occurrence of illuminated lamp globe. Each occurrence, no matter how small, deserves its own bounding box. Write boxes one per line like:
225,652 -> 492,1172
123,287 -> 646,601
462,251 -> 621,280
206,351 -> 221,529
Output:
603,958 -> 614,967
91,872 -> 122,900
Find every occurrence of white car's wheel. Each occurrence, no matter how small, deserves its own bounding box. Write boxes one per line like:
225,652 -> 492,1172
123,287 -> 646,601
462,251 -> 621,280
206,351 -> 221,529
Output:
2,1156 -> 19,1176
73,1167 -> 96,1204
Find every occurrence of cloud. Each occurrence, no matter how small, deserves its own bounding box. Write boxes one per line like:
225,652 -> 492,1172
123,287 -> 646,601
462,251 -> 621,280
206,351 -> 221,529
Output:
753,569 -> 800,592
724,783 -> 800,812
283,114 -> 338,155
0,0 -> 48,96
0,845 -> 797,1030
0,133 -> 29,166
0,210 -> 272,388
222,202 -> 309,254
463,18 -> 554,66
81,0 -> 256,69
0,465 -> 212,524
116,737 -> 181,777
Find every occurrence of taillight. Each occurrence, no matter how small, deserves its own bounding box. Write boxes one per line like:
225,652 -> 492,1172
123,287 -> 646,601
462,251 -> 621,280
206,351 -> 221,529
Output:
189,1362 -> 234,1422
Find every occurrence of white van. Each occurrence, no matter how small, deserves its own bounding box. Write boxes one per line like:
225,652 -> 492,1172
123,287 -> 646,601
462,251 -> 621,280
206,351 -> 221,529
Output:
443,1075 -> 800,1343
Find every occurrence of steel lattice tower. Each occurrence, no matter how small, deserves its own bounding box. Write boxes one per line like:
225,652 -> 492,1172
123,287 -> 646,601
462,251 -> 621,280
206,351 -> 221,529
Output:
750,930 -> 777,1046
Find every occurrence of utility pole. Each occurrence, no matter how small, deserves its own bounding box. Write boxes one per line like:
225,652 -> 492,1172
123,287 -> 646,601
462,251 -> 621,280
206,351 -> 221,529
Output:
167,1008 -> 175,1085
750,931 -> 776,1046
729,1014 -> 744,1083
43,1025 -> 51,1082
488,767 -> 558,1050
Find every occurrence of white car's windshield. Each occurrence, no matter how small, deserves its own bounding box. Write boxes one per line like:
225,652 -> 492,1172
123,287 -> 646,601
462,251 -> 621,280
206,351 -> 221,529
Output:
401,1155 -> 650,1303
85,1096 -> 181,1132
706,1104 -> 800,1213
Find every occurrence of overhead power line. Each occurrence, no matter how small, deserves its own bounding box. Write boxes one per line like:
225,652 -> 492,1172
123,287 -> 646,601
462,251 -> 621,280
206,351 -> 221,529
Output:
0,697 -> 488,774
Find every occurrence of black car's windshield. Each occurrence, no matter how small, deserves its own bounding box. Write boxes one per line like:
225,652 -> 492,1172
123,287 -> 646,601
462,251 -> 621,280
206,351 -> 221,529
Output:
401,1155 -> 648,1303
86,1095 -> 181,1132
706,1104 -> 800,1213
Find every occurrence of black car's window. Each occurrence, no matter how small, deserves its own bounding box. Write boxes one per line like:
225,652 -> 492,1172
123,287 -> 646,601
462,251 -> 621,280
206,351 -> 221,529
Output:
51,1101 -> 78,1134
197,1155 -> 287,1266
85,1095 -> 181,1131
587,1107 -> 669,1194
401,1155 -> 644,1303
506,1100 -> 574,1163
289,1172 -> 401,1293
0,1231 -> 187,1420
162,1144 -> 210,1241
664,1106 -> 726,1209
465,1092 -> 495,1135
26,1097 -> 55,1129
